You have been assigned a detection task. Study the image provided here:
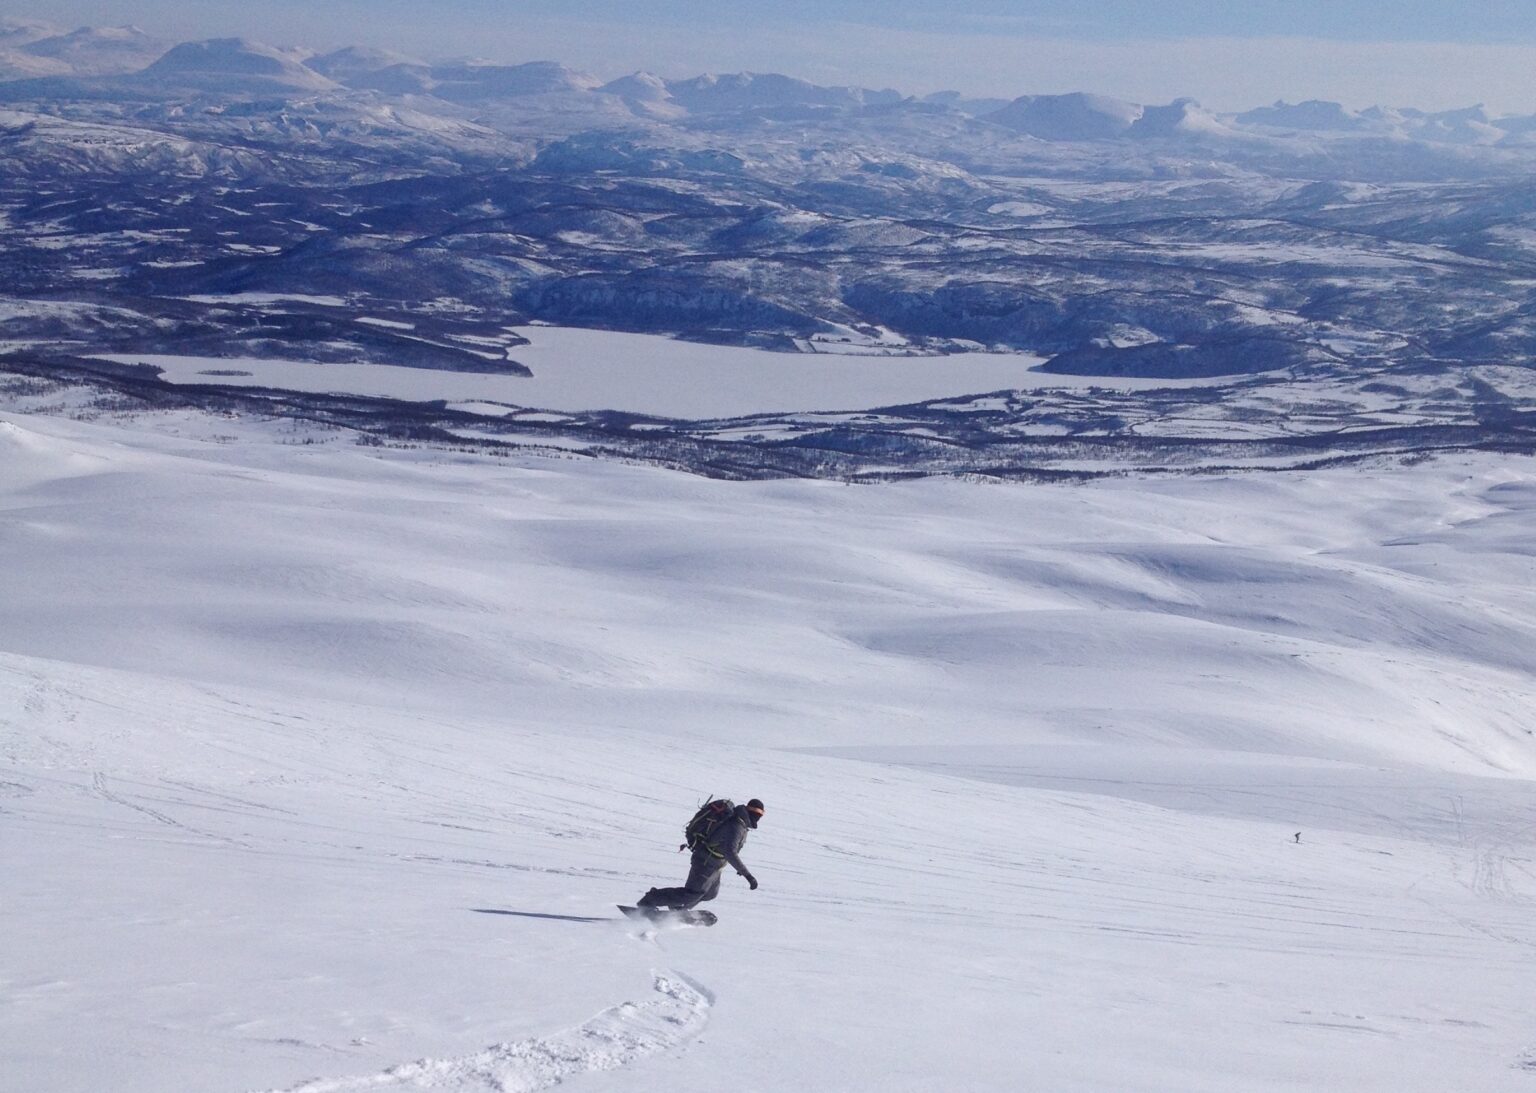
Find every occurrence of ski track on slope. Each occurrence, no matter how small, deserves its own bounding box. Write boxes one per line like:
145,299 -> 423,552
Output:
253,971 -> 710,1093
90,771 -> 255,849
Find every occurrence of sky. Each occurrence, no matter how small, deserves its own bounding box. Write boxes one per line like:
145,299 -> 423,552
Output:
11,0 -> 1536,112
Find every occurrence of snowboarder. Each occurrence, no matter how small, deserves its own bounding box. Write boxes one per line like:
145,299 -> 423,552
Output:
637,797 -> 764,912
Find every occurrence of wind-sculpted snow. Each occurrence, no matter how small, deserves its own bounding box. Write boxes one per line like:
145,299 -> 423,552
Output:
1,404 -> 1535,1091
258,972 -> 710,1093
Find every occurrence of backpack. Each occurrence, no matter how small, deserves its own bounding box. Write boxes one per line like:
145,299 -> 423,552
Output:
681,798 -> 734,851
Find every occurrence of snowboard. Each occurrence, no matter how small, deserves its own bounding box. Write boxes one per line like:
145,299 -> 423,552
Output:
618,904 -> 717,927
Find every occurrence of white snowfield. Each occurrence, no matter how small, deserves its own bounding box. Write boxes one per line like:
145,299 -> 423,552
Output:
3,403 -> 1536,1092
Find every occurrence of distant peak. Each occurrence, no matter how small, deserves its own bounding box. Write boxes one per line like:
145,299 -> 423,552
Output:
307,44 -> 426,77
660,70 -> 896,113
601,71 -> 671,100
1124,97 -> 1234,139
986,91 -> 1144,140
416,59 -> 602,101
1237,98 -> 1365,132
0,17 -> 58,36
60,24 -> 150,38
140,37 -> 338,90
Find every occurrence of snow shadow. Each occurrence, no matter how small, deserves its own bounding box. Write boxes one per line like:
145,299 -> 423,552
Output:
471,908 -> 612,923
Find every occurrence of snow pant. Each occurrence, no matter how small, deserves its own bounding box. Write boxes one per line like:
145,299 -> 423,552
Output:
639,850 -> 724,910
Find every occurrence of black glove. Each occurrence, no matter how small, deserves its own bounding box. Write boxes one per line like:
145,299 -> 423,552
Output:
741,872 -> 758,891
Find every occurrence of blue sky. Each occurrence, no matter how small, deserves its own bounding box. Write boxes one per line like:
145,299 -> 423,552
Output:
16,1 -> 1536,111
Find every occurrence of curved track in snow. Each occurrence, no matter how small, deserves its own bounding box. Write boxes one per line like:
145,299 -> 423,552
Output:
255,971 -> 711,1093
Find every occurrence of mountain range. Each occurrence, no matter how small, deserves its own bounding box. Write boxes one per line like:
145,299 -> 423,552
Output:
4,22 -> 1536,476
4,21 -> 1534,144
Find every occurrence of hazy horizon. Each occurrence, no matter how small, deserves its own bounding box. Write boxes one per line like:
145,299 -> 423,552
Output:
9,2 -> 1536,114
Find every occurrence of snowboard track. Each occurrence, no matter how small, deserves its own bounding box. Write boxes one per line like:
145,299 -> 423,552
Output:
254,970 -> 710,1093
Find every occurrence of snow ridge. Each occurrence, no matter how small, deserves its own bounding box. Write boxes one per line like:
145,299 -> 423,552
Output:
254,971 -> 711,1093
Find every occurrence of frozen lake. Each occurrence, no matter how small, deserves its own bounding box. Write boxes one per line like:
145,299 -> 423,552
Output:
106,324 -> 1218,418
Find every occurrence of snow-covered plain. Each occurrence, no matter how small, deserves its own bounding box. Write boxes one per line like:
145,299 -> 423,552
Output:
3,399 -> 1536,1092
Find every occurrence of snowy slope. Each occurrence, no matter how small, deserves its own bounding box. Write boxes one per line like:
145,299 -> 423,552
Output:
3,402 -> 1536,1092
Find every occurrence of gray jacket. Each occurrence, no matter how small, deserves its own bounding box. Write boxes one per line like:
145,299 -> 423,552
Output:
696,805 -> 755,876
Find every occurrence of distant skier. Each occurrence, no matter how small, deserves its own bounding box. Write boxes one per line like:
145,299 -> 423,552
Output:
637,797 -> 764,912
